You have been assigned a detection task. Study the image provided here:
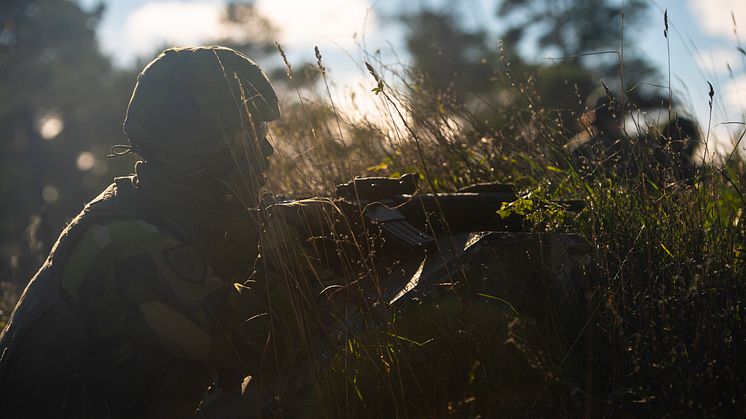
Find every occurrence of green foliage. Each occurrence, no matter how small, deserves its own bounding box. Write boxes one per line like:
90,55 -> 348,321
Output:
1,1 -> 745,417
313,295 -> 553,417
497,182 -> 569,229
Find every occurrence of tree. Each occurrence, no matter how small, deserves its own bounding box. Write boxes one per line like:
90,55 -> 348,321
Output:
0,0 -> 137,281
400,10 -> 498,101
497,0 -> 659,90
396,7 -> 599,140
216,3 -> 319,89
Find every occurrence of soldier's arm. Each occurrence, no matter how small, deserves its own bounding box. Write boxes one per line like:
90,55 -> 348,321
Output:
60,218 -> 258,372
250,207 -> 353,365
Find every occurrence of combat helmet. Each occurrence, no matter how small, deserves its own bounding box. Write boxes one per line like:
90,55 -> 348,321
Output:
123,46 -> 280,168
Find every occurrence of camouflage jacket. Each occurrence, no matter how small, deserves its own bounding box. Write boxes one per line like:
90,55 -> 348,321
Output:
0,168 -> 266,418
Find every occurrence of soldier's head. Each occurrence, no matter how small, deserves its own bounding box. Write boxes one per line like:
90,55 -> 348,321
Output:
123,46 -> 280,205
660,116 -> 700,158
584,88 -> 625,139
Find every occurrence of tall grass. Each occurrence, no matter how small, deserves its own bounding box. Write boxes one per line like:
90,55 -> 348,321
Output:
3,33 -> 743,419
244,37 -> 746,417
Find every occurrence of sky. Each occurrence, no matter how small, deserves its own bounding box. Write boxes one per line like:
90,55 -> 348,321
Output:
76,0 -> 746,159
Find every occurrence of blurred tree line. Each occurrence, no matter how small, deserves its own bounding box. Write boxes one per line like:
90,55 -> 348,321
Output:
400,0 -> 662,135
1,0 -> 137,282
0,0 -> 665,284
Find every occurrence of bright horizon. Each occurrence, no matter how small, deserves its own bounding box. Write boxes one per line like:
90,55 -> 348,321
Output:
78,0 -> 746,160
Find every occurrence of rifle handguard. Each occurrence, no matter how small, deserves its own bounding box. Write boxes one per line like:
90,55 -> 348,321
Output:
336,173 -> 418,201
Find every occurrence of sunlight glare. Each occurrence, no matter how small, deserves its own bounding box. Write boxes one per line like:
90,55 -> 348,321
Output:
689,0 -> 746,41
36,111 -> 64,140
255,0 -> 376,48
42,185 -> 59,203
125,1 -> 226,57
76,151 -> 95,171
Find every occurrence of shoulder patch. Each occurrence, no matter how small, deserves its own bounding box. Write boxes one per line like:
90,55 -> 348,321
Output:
163,245 -> 206,284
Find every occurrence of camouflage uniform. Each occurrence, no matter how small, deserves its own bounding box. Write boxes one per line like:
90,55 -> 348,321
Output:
0,46 -> 280,418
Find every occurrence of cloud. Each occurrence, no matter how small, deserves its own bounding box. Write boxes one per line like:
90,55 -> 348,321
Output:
695,47 -> 743,75
688,0 -> 746,40
722,73 -> 746,112
124,1 -> 227,58
118,0 -> 378,64
254,0 -> 377,49
329,72 -> 388,119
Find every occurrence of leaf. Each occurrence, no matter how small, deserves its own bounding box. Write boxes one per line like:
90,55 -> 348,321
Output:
659,243 -> 674,258
496,207 -> 514,219
367,161 -> 389,172
385,332 -> 433,347
477,292 -> 519,315
371,80 -> 384,95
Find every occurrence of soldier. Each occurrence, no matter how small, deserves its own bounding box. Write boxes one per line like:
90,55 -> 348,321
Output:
653,115 -> 700,183
564,90 -> 627,168
565,89 -> 699,184
0,46 -> 281,417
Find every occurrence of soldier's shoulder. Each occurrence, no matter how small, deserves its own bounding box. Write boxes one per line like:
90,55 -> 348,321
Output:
62,218 -> 211,301
87,218 -> 179,250
63,219 -> 179,276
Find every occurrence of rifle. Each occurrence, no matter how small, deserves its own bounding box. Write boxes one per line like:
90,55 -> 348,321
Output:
338,174 -> 546,250
272,173 -> 582,251
266,174 -> 584,304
